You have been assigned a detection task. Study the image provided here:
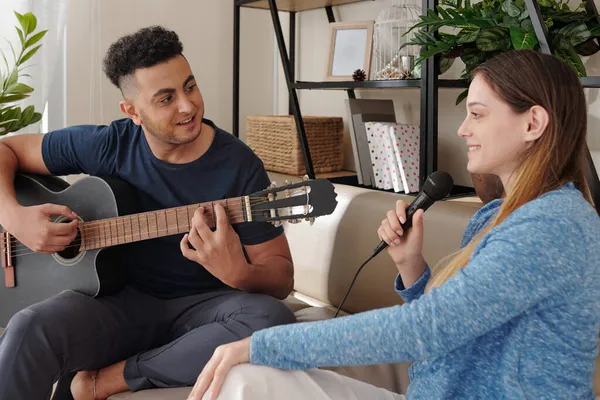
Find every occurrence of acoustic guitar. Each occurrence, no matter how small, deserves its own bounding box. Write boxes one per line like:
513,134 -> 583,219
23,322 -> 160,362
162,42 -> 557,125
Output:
0,174 -> 338,326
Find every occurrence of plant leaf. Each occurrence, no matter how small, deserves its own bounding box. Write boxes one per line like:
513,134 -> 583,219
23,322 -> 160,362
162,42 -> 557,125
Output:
19,45 -> 42,65
6,40 -> 16,65
510,27 -> 538,49
4,68 -> 18,92
29,112 -> 42,125
23,12 -> 37,35
574,38 -> 600,56
13,11 -> 28,37
502,0 -> 521,17
461,46 -> 487,65
7,107 -> 22,132
0,118 -> 19,127
0,94 -> 29,104
20,105 -> 35,123
6,83 -> 34,95
476,27 -> 510,51
0,49 -> 9,74
502,15 -> 521,28
457,29 -> 480,43
520,18 -> 533,31
555,47 -> 586,76
556,22 -> 591,46
24,30 -> 47,49
519,8 -> 529,20
456,88 -> 469,105
15,27 -> 24,46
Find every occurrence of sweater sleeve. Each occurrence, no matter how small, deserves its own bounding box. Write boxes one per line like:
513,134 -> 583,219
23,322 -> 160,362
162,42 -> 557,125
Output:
250,213 -> 585,369
394,266 -> 431,302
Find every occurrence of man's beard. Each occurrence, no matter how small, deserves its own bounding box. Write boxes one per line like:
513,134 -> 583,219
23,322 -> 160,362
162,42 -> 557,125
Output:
140,111 -> 202,145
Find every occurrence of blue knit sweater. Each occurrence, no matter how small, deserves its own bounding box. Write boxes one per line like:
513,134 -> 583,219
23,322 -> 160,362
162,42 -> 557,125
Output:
250,183 -> 600,399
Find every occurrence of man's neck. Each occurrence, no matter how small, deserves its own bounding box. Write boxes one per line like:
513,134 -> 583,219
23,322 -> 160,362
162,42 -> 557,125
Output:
146,122 -> 216,164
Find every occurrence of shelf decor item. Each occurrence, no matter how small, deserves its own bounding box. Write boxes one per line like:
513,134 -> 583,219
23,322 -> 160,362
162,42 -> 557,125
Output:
246,115 -> 344,176
325,21 -> 374,81
404,0 -> 600,104
352,68 -> 367,81
371,0 -> 422,80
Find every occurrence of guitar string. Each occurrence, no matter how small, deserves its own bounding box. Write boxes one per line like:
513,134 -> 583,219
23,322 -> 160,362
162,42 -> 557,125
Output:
1,212 -> 312,258
1,207 -> 315,257
1,193 -> 312,250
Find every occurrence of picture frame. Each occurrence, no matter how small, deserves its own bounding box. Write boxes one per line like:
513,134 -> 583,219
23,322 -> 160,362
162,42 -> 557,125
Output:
325,21 -> 374,81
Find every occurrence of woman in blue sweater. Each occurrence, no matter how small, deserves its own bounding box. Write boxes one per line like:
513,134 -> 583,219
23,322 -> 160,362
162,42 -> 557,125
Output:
188,50 -> 600,400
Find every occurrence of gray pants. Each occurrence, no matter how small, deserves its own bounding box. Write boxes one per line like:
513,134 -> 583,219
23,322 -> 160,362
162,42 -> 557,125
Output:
0,286 -> 296,400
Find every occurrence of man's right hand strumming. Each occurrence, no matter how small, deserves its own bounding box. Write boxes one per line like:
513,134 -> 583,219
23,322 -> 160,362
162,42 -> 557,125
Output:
2,204 -> 79,254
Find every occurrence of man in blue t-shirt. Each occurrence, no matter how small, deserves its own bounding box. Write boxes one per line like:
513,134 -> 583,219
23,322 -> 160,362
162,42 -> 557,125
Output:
0,26 -> 296,399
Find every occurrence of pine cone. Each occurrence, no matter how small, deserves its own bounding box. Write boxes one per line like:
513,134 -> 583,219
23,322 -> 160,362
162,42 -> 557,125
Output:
352,69 -> 367,81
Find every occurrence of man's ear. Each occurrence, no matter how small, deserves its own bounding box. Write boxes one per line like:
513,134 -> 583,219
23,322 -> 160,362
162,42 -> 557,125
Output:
120,100 -> 142,125
524,105 -> 549,143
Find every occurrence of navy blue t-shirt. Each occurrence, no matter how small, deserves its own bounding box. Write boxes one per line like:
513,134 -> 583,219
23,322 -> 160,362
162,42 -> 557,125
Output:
41,118 -> 284,298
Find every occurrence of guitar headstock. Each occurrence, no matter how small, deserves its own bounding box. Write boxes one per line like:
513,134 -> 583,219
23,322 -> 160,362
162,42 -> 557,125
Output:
249,177 -> 338,226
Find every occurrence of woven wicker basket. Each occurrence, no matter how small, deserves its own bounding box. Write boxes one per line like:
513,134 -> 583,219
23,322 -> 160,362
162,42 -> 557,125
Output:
246,115 -> 344,175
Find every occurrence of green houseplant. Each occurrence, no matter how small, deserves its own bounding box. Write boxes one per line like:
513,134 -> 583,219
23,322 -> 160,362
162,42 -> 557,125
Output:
0,11 -> 47,135
405,0 -> 600,103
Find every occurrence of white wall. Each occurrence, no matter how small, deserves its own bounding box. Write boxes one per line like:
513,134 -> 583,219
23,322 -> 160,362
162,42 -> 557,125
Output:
64,0 -> 276,137
284,0 -> 600,187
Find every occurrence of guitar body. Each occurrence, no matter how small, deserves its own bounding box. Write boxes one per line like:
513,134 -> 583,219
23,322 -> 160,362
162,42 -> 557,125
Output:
0,174 -> 136,327
0,173 -> 339,328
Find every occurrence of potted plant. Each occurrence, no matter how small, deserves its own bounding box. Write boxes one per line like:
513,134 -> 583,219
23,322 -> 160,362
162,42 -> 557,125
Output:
0,11 -> 47,135
405,0 -> 600,104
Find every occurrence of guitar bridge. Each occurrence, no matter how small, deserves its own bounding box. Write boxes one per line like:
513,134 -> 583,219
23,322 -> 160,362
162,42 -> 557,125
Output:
1,228 -> 15,288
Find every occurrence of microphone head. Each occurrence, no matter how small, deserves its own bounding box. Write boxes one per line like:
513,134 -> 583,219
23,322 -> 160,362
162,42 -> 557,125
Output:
423,171 -> 454,200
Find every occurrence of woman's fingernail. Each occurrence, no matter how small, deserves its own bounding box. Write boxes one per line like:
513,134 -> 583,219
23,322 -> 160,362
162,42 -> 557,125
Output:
399,216 -> 406,224
396,230 -> 403,237
393,239 -> 401,245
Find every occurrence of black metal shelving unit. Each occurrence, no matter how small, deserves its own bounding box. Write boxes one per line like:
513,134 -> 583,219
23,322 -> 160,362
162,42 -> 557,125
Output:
233,0 -> 600,203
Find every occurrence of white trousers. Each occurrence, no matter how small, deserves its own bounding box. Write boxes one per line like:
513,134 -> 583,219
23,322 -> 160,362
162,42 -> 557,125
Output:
212,364 -> 406,400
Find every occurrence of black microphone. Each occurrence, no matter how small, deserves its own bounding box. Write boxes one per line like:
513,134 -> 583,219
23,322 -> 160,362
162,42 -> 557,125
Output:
333,170 -> 455,318
371,170 -> 454,258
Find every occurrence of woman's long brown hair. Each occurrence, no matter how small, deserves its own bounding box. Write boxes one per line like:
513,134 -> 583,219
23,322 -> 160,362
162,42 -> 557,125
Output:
426,49 -> 591,292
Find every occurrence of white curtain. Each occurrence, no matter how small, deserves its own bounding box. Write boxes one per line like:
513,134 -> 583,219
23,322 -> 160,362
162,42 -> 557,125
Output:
88,0 -> 104,125
0,0 -> 68,134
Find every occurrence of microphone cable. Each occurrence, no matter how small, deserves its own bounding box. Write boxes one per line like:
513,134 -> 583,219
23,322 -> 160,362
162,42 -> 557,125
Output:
333,249 -> 378,318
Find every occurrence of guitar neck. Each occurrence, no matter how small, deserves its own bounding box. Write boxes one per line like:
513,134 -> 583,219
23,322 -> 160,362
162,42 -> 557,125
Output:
79,197 -> 247,251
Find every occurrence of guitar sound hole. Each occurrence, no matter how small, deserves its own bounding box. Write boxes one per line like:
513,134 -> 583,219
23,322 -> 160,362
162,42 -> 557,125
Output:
56,222 -> 81,260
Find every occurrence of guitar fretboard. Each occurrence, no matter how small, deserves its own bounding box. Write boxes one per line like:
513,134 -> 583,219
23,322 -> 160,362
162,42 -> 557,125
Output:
79,198 -> 246,251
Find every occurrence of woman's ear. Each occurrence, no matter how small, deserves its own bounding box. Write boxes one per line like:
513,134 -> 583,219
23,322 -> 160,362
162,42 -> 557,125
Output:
524,105 -> 549,143
119,100 -> 142,125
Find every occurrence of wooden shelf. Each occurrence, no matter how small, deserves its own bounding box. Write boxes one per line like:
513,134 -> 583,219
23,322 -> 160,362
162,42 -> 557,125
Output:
290,79 -> 473,90
267,170 -> 356,183
238,0 -> 372,12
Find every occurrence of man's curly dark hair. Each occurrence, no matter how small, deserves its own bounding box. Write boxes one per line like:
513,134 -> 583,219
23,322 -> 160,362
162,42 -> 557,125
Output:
102,26 -> 183,90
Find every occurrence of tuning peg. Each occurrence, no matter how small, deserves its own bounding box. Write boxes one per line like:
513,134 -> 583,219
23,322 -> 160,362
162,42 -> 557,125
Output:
302,175 -> 310,181
284,180 -> 290,186
305,217 -> 315,225
268,181 -> 278,189
270,220 -> 282,227
288,219 -> 300,224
